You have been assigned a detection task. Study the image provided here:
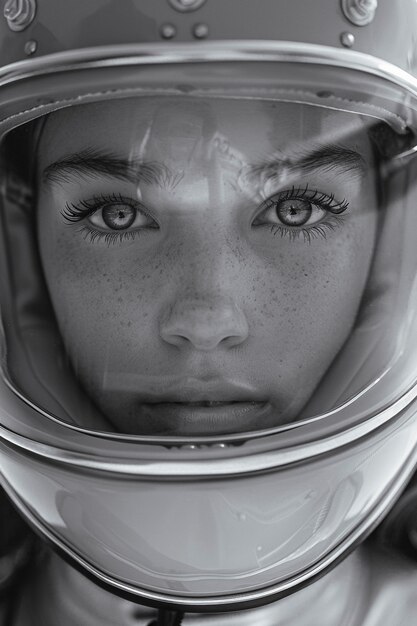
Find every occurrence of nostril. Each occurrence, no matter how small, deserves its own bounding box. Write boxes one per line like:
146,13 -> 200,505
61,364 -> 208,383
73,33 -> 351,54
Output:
221,332 -> 249,348
161,331 -> 241,351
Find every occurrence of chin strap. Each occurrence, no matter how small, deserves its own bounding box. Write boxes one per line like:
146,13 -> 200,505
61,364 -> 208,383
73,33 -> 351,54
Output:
148,608 -> 185,626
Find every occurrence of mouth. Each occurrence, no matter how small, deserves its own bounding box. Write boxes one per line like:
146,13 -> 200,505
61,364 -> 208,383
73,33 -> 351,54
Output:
136,381 -> 274,435
105,375 -> 278,436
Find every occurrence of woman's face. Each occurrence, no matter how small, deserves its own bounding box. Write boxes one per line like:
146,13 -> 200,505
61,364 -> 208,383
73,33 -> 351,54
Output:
36,98 -> 378,435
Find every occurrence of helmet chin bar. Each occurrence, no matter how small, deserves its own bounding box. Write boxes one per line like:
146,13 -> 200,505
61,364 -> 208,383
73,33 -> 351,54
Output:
2,404 -> 417,614
0,477 -> 371,612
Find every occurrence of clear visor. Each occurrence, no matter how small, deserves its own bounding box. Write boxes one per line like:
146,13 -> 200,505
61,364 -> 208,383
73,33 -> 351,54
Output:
1,94 -> 417,440
1,61 -> 417,607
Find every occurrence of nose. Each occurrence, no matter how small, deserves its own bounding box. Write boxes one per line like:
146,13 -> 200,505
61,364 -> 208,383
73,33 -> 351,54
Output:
160,296 -> 249,351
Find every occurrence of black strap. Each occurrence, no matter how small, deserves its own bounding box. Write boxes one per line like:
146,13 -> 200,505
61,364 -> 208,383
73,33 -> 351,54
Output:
148,608 -> 185,626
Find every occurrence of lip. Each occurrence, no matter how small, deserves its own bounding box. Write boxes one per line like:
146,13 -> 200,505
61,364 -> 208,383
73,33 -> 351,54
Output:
106,373 -> 261,398
137,400 -> 273,435
135,377 -> 264,403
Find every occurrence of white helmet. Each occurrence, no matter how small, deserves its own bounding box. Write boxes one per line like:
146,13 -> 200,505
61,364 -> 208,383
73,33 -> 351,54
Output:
1,0 -> 417,614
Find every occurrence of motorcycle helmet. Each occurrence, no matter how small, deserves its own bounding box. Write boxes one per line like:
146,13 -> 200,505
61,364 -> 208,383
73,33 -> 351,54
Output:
1,0 -> 417,613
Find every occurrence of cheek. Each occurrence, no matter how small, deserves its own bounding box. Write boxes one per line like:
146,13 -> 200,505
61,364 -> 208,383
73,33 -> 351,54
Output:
254,211 -> 377,375
37,216 -> 162,375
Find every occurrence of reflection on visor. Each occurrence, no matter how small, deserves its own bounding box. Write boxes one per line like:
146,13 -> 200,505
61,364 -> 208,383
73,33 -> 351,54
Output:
1,96 -> 416,438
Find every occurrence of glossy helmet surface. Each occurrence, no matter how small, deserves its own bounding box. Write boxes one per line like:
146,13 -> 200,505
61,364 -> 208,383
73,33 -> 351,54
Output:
2,0 -> 417,612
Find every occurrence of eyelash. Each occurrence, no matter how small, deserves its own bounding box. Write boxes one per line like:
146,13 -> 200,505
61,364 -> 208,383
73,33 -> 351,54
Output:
257,184 -> 349,243
62,193 -> 155,244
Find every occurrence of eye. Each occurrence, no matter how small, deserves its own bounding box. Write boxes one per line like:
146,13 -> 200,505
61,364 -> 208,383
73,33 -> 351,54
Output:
253,186 -> 349,234
254,196 -> 326,229
88,202 -> 158,231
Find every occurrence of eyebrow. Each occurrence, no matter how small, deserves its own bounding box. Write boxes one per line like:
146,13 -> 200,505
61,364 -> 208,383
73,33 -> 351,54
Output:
245,145 -> 366,183
41,148 -> 184,189
42,144 -> 366,189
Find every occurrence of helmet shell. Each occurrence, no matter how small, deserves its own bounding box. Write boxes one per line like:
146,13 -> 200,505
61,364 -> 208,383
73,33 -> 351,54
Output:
1,0 -> 417,75
1,0 -> 417,613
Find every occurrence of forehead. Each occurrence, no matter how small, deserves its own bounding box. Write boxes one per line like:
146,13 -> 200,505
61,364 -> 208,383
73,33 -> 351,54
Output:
38,97 -> 372,166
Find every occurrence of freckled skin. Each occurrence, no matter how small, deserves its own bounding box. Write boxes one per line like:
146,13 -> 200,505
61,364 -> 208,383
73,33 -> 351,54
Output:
36,98 -> 378,434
